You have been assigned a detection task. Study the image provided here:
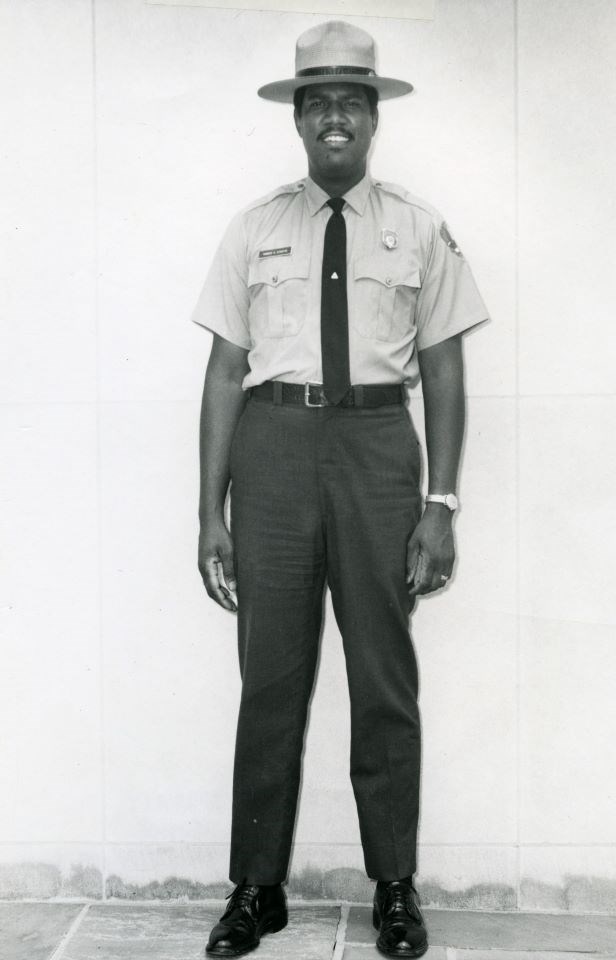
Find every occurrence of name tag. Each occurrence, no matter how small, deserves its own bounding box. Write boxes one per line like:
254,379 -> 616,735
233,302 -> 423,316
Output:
258,246 -> 291,259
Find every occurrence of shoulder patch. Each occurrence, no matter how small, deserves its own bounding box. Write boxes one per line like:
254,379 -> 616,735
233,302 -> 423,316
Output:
440,221 -> 464,258
244,180 -> 305,213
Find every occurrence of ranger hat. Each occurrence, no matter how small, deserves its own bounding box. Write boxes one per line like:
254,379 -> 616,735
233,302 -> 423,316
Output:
257,20 -> 413,103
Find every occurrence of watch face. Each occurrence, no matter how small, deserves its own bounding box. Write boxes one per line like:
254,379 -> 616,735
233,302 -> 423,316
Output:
445,494 -> 459,510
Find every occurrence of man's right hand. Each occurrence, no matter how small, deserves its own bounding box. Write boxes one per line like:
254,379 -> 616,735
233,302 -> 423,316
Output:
198,521 -> 237,612
197,335 -> 249,614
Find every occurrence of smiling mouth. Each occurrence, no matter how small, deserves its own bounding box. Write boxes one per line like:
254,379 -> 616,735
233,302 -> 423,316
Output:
321,133 -> 352,144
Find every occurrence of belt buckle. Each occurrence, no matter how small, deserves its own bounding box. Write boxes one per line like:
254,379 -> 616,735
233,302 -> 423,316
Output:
304,381 -> 328,408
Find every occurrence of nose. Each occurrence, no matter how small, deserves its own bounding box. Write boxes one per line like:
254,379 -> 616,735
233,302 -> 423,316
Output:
323,99 -> 346,125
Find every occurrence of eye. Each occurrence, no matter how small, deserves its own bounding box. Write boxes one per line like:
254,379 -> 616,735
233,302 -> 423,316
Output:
308,99 -> 325,110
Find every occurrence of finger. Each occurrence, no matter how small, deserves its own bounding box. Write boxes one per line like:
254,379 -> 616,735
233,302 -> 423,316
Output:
216,559 -> 237,611
406,552 -> 420,586
429,570 -> 448,593
406,541 -> 420,584
203,556 -> 236,611
408,553 -> 434,596
215,561 -> 237,611
407,550 -> 425,595
220,550 -> 237,595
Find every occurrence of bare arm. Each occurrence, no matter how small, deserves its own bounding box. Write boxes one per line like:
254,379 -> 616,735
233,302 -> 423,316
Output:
407,333 -> 465,596
198,333 -> 250,611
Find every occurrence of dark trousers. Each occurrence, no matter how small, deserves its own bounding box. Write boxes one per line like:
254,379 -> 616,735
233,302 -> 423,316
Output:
228,397 -> 423,884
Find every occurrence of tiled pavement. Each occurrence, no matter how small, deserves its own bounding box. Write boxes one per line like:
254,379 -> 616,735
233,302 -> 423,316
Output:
2,901 -> 616,960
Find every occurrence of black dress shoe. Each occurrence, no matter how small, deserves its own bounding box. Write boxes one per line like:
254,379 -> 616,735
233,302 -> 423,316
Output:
206,882 -> 288,957
373,879 -> 428,958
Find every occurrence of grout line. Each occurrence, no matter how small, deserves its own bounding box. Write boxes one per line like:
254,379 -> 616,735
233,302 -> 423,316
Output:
7,840 -> 616,848
513,0 -> 522,915
2,393 -> 615,408
46,903 -> 90,960
5,898 -> 616,917
332,902 -> 350,960
90,0 -> 107,903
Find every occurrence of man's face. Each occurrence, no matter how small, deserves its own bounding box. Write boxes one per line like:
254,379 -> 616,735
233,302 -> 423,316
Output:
294,83 -> 378,185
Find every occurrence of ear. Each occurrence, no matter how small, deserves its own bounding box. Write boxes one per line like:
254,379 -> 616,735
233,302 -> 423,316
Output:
371,106 -> 379,137
294,108 -> 302,138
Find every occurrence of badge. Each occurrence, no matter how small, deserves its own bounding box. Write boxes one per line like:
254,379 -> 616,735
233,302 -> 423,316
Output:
440,222 -> 463,258
381,229 -> 398,251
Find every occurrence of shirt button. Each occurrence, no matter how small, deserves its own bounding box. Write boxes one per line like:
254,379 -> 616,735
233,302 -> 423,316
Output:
386,277 -> 392,285
272,275 -> 278,283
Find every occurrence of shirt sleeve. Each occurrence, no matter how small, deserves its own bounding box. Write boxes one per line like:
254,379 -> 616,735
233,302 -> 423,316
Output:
415,216 -> 489,351
190,211 -> 252,350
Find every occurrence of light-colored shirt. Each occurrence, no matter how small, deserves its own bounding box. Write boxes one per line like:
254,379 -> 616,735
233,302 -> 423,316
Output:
191,174 -> 488,389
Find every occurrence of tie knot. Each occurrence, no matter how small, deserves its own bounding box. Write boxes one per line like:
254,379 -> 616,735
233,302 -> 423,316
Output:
327,197 -> 345,215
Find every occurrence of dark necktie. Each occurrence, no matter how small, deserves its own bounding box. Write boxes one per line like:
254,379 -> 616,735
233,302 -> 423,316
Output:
321,197 -> 350,404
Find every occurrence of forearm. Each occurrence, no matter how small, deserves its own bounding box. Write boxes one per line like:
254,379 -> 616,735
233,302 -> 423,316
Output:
407,335 -> 465,595
199,339 -> 249,527
418,335 -> 465,496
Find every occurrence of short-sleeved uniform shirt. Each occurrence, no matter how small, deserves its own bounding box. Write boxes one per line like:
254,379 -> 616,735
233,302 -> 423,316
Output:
191,174 -> 488,389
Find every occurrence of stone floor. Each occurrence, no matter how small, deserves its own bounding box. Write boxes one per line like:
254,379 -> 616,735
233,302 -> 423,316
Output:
2,901 -> 616,960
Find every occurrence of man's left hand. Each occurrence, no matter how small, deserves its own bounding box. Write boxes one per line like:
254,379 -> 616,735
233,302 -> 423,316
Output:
406,507 -> 455,596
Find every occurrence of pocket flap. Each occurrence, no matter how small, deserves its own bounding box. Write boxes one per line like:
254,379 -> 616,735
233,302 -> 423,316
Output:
249,256 -> 310,287
354,254 -> 421,288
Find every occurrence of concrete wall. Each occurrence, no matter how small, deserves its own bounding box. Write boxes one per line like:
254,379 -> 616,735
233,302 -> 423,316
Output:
1,0 -> 615,911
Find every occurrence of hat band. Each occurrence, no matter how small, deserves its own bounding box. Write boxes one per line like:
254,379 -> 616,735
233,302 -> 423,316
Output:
296,65 -> 376,78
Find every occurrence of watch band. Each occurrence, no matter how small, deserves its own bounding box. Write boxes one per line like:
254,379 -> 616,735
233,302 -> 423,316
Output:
425,493 -> 458,511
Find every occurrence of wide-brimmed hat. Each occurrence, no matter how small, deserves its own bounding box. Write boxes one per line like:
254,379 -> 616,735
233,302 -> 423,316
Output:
257,21 -> 413,103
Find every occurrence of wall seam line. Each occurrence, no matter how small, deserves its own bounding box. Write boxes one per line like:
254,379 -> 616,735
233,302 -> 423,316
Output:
513,0 -> 522,914
5,840 -> 616,848
2,393 -> 616,407
91,0 -> 106,903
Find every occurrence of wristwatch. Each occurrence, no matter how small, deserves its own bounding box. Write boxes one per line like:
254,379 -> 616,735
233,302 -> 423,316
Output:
425,493 -> 459,511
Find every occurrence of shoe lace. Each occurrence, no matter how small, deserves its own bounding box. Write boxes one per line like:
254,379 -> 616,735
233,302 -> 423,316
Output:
384,882 -> 423,925
224,881 -> 259,919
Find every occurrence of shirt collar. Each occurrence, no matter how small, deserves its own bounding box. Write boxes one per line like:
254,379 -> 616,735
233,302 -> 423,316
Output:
303,173 -> 372,217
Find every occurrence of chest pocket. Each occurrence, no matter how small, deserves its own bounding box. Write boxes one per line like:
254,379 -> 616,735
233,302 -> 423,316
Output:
248,256 -> 310,339
353,254 -> 421,341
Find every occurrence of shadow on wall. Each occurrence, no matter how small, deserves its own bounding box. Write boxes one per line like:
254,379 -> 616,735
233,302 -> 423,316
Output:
0,863 -> 103,900
1,861 -> 616,913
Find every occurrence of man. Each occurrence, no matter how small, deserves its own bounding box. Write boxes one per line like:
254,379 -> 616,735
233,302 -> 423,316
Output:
193,20 -> 488,959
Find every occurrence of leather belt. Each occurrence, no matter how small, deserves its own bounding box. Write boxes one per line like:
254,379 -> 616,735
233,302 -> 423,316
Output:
250,380 -> 406,408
